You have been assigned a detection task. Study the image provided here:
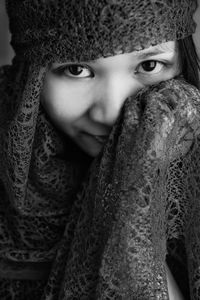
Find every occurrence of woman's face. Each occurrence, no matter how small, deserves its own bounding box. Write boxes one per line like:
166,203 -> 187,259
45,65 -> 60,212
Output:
41,41 -> 180,157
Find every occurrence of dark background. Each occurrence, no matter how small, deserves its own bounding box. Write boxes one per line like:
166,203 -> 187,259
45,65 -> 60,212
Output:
0,0 -> 14,66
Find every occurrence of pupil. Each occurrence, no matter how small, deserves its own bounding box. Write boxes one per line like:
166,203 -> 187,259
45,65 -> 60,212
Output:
142,61 -> 156,71
69,65 -> 83,75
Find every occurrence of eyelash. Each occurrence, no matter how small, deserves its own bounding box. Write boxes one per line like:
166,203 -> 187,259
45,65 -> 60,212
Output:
52,60 -> 168,78
135,60 -> 167,75
52,64 -> 94,78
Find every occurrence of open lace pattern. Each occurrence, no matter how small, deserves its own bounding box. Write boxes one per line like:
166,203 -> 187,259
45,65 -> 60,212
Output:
1,58 -> 200,299
41,78 -> 200,300
0,0 -> 199,298
6,0 -> 197,63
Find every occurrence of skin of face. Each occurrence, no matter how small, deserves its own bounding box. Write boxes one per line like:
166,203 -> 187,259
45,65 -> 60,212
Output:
41,41 -> 181,157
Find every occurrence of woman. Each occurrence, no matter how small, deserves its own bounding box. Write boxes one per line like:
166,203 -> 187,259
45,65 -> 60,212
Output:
0,0 -> 200,299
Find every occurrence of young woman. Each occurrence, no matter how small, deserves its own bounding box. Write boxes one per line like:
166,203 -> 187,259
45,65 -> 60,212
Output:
41,39 -> 199,158
0,1 -> 200,299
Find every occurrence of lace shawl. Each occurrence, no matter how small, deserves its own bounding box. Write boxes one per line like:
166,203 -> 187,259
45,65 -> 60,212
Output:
0,61 -> 92,298
1,59 -> 200,299
6,0 -> 197,63
40,78 -> 200,300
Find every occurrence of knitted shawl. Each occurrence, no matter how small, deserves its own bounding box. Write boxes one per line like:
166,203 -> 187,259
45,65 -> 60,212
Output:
0,0 -> 199,299
41,78 -> 200,300
1,61 -> 200,299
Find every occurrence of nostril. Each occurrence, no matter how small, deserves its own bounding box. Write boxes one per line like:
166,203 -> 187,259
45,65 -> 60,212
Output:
89,105 -> 104,122
88,104 -> 120,126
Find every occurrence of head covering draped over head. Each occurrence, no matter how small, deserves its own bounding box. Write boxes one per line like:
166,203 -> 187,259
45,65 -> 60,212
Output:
0,0 -> 199,299
6,0 -> 197,63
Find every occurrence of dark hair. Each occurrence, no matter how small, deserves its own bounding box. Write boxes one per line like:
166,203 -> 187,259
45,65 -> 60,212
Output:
178,35 -> 200,89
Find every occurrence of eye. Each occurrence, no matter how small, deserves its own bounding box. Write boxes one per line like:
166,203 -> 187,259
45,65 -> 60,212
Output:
136,60 -> 164,75
66,65 -> 92,78
52,64 -> 94,78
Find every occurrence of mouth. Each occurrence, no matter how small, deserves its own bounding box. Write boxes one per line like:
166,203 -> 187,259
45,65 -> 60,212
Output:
92,134 -> 109,143
81,131 -> 109,144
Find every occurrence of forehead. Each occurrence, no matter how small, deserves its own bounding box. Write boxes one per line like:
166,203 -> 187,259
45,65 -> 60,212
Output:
52,41 -> 177,69
88,41 -> 178,67
96,41 -> 177,61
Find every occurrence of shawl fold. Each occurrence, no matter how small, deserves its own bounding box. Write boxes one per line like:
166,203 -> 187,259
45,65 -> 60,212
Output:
42,78 -> 200,299
1,61 -> 200,299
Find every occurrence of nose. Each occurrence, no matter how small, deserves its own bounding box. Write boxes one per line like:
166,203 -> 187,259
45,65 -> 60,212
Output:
89,74 -> 142,126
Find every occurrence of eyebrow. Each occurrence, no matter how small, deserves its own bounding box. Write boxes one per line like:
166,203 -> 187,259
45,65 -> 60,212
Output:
135,48 -> 177,60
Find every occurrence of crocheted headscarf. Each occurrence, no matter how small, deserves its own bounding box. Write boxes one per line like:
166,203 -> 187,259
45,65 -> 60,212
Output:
6,0 -> 197,63
0,0 -> 199,299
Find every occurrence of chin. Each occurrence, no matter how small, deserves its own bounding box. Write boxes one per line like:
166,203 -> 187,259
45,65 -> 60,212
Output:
82,146 -> 102,157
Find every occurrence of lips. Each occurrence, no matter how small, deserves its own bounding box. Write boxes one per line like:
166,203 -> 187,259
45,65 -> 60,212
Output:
81,131 -> 109,144
92,134 -> 109,143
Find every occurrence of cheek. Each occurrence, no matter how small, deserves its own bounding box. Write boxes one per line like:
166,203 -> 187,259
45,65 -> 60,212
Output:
41,80 -> 92,126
